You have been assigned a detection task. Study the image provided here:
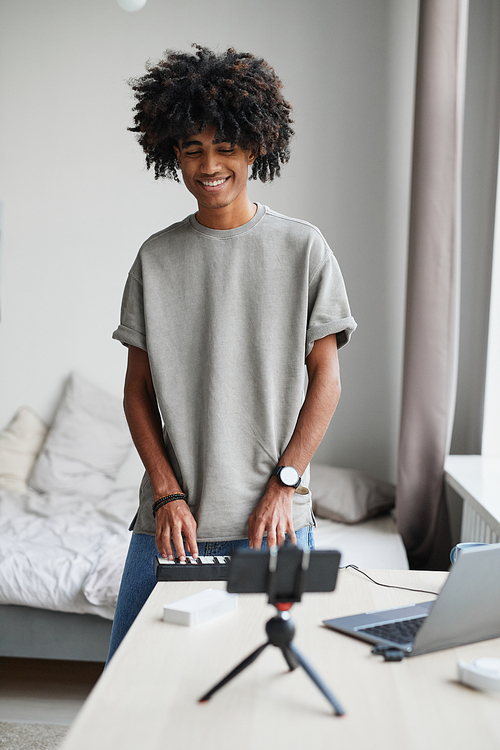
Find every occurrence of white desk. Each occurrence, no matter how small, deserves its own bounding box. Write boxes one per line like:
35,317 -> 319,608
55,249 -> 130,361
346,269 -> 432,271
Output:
60,569 -> 500,750
445,455 -> 500,543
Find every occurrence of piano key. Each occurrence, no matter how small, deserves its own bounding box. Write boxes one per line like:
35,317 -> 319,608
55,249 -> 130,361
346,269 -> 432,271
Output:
154,554 -> 231,581
157,556 -> 197,566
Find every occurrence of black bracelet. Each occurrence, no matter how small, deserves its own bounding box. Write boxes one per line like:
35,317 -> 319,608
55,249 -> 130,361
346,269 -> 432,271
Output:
152,493 -> 188,517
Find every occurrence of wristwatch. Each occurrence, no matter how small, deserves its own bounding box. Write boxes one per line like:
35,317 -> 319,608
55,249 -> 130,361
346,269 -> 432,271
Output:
272,465 -> 302,489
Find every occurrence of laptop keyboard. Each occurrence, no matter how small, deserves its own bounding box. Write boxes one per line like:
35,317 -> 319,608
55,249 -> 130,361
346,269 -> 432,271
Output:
358,616 -> 426,645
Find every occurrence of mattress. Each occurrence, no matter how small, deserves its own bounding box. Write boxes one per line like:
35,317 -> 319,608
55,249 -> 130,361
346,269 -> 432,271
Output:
314,514 -> 409,569
0,487 -> 137,619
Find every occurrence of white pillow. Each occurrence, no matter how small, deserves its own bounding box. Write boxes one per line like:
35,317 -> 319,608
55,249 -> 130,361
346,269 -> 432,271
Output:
0,407 -> 48,493
310,463 -> 395,524
29,372 -> 132,497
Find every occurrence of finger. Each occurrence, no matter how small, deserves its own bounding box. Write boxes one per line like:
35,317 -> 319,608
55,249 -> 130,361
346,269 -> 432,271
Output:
247,520 -> 256,549
172,527 -> 187,561
249,522 -> 264,550
287,524 -> 297,547
181,514 -> 198,558
276,524 -> 287,548
156,527 -> 173,560
266,528 -> 277,550
184,524 -> 198,559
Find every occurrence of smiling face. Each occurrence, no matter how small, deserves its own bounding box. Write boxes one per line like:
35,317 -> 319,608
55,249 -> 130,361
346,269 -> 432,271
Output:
173,125 -> 258,229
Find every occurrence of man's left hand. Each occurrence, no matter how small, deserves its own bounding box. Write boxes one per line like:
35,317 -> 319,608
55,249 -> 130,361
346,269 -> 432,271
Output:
247,477 -> 297,549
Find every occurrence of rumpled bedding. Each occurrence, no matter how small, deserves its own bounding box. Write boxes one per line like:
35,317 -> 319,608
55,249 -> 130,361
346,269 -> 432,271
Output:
0,486 -> 138,619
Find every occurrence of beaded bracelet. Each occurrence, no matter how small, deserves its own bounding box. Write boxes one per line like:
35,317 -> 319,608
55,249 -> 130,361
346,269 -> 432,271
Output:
152,493 -> 188,517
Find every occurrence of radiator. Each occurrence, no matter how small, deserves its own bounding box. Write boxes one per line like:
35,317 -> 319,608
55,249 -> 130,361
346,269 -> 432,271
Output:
461,501 -> 500,544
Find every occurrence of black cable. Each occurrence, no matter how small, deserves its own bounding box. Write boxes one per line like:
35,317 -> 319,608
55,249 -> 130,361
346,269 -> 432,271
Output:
340,564 -> 440,597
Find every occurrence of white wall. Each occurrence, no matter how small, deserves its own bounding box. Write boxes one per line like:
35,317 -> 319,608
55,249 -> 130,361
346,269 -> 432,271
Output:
451,0 -> 500,456
0,0 -> 419,483
482,123 -> 500,457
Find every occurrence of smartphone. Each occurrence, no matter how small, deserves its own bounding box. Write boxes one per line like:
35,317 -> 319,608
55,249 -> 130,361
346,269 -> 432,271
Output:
227,547 -> 341,603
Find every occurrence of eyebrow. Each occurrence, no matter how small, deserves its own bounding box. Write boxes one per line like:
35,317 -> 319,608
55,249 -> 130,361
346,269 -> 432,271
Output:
180,138 -> 235,150
180,139 -> 203,149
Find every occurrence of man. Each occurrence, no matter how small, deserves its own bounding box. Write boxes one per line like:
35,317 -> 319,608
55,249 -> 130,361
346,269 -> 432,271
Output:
107,46 -> 356,661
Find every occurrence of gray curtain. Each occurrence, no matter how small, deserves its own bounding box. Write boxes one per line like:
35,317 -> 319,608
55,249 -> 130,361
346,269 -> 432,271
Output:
396,0 -> 469,570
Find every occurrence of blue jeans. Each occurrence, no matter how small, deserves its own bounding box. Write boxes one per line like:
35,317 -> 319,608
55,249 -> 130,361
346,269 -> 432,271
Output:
106,526 -> 315,664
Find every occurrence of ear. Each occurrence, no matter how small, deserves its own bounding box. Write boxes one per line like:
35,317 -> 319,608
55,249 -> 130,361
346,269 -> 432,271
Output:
248,148 -> 258,165
249,142 -> 266,164
173,144 -> 181,163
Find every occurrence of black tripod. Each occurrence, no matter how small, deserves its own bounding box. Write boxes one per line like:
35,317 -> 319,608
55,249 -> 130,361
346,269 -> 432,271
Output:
199,547 -> 345,716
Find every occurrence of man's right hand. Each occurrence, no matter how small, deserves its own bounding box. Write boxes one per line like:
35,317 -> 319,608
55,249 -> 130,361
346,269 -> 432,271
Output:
123,346 -> 199,562
155,499 -> 198,562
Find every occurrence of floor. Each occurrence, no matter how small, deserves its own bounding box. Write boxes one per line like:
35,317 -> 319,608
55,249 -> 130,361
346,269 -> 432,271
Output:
0,658 -> 104,726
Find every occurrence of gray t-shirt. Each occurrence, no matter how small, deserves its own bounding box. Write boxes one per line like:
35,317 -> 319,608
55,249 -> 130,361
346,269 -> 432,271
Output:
113,204 -> 356,541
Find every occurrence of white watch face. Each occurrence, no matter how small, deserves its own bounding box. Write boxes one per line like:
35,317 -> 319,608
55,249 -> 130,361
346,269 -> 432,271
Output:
280,466 -> 300,486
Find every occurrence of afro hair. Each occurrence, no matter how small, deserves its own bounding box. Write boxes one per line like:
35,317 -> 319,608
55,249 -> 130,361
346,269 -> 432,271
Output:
128,45 -> 294,182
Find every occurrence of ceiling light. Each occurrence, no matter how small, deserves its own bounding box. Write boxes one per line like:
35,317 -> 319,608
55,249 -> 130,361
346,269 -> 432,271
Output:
117,0 -> 148,11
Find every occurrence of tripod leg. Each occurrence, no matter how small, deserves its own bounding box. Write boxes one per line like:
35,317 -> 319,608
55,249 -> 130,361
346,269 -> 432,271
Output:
280,645 -> 299,671
287,642 -> 345,716
199,642 -> 269,703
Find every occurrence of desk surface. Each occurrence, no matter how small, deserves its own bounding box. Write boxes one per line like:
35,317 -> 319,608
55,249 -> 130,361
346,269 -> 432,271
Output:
61,569 -> 500,750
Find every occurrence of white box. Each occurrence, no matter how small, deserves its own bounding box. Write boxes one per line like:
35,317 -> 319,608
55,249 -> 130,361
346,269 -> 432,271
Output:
163,588 -> 238,626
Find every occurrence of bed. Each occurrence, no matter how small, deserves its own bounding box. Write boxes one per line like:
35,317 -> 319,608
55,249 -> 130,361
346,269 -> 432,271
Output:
0,373 -> 408,662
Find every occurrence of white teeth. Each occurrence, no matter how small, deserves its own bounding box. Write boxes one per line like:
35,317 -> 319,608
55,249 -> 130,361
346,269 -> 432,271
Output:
201,179 -> 227,186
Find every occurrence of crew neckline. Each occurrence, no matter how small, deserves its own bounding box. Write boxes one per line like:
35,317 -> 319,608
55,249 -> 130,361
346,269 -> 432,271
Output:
188,203 -> 266,238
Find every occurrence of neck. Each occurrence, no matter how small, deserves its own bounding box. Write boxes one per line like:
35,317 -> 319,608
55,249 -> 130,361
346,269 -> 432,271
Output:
195,196 -> 257,230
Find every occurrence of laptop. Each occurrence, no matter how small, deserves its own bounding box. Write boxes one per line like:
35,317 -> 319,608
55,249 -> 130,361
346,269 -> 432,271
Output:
323,543 -> 500,657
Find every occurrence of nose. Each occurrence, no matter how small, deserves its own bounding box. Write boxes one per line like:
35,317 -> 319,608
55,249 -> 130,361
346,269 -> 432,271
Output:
200,150 -> 222,176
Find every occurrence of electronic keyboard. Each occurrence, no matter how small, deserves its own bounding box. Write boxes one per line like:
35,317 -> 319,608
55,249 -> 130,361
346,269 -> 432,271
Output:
154,554 -> 231,581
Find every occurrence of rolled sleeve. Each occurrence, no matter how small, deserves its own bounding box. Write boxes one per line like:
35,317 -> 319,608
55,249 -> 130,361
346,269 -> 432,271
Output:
306,316 -> 357,357
306,250 -> 357,358
113,266 -> 147,351
112,324 -> 147,351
